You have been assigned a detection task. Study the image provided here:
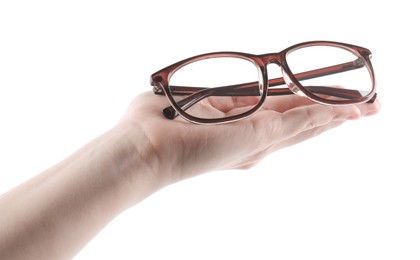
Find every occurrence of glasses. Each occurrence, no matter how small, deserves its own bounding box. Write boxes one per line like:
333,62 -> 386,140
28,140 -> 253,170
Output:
150,41 -> 377,124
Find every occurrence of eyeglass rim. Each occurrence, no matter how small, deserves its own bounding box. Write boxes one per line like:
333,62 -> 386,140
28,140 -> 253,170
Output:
150,41 -> 376,124
281,41 -> 376,105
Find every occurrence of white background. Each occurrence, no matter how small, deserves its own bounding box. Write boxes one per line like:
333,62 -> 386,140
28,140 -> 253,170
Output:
0,1 -> 418,259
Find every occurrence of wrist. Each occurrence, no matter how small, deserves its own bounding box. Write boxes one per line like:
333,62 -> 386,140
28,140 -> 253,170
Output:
106,121 -> 170,206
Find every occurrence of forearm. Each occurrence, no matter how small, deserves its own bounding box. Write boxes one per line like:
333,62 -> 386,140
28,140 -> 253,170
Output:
0,125 -> 162,259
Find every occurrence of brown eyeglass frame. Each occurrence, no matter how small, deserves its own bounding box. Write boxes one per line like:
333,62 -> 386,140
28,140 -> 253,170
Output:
150,41 -> 377,124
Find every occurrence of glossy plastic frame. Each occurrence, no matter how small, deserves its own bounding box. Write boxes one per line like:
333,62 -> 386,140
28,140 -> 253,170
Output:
150,41 -> 377,124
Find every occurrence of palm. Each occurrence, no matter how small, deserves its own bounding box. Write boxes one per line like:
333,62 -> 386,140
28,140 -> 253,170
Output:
120,91 -> 379,183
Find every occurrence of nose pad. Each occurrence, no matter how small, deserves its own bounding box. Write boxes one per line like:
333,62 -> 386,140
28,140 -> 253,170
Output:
281,67 -> 305,97
259,81 -> 264,95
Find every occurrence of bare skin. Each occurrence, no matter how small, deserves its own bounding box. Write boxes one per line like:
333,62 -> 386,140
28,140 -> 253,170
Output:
0,92 -> 380,259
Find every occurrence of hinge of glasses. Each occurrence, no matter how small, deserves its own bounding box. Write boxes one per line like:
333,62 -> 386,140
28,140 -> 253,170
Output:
354,57 -> 365,67
153,85 -> 164,95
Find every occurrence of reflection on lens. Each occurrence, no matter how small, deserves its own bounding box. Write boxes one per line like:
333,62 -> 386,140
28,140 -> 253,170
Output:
286,46 -> 373,102
169,57 -> 262,120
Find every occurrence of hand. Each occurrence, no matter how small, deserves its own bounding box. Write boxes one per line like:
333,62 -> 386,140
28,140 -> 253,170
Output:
0,91 -> 380,259
117,91 -> 380,185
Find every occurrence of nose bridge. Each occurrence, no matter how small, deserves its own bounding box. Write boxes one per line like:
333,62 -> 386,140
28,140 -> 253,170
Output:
260,53 -> 286,90
259,52 -> 302,96
261,53 -> 283,67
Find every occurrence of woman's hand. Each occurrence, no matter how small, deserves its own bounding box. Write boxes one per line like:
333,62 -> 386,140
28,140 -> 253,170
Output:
0,91 -> 379,259
117,91 -> 380,186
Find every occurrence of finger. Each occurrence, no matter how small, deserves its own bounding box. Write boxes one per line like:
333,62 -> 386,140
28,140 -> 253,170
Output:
271,104 -> 360,140
272,120 -> 345,151
262,95 -> 316,113
218,99 -> 380,171
230,121 -> 344,170
354,98 -> 381,118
